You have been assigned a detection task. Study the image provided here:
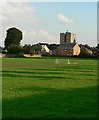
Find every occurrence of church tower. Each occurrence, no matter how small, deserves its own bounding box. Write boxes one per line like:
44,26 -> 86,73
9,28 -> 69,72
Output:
60,31 -> 76,44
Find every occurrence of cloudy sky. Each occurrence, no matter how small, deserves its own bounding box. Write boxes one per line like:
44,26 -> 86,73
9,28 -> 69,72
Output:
0,1 -> 97,47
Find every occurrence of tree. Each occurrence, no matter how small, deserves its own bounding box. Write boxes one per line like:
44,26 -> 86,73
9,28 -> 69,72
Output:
0,46 -> 2,53
48,44 -> 59,50
7,44 -> 23,54
30,45 -> 35,55
92,45 -> 99,57
84,44 -> 93,50
23,44 -> 31,54
79,46 -> 93,58
36,44 -> 42,54
4,27 -> 22,49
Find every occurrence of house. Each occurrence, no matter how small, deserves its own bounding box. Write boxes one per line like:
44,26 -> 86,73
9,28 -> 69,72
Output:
58,43 -> 80,56
41,44 -> 51,55
33,43 -> 51,56
81,47 -> 93,55
57,31 -> 80,56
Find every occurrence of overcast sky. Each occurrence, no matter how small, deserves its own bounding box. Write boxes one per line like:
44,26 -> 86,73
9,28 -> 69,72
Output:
0,1 -> 97,47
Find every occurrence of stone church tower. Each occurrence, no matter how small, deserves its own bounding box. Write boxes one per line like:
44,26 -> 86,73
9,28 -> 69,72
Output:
60,31 -> 76,44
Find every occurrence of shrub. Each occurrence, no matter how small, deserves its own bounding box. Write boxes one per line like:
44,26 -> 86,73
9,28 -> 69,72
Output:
7,44 -> 23,54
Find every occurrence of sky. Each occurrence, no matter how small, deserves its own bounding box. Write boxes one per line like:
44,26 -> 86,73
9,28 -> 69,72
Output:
0,1 -> 97,47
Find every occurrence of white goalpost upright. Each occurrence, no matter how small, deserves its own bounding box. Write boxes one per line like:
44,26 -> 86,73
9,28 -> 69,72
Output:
55,59 -> 59,64
67,59 -> 70,64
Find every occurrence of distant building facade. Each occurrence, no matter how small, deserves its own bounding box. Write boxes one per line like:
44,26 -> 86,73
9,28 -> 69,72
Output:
41,44 -> 51,55
58,31 -> 80,56
34,43 -> 51,56
58,43 -> 80,56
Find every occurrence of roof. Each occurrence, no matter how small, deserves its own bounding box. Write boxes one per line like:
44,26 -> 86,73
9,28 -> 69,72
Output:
58,43 -> 77,49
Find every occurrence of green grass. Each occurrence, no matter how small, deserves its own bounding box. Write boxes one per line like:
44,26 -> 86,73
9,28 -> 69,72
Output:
2,57 -> 98,118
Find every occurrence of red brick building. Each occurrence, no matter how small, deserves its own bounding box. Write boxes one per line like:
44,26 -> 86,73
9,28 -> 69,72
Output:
58,43 -> 80,56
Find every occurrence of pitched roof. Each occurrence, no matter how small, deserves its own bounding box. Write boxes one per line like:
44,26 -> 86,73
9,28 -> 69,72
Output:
58,43 -> 76,49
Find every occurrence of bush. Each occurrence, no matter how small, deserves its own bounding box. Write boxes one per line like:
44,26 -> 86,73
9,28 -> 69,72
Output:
7,44 -> 23,54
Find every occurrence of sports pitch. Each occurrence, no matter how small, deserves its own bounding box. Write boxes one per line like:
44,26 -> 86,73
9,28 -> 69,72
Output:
2,57 -> 98,118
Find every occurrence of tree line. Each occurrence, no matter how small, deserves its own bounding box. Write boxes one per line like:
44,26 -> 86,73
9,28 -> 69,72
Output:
1,27 -> 99,58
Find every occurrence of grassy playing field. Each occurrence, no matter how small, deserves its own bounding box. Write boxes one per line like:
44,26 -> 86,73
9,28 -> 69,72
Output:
2,57 -> 97,118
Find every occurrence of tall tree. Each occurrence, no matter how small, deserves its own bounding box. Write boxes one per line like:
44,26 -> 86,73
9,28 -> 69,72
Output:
4,27 -> 22,49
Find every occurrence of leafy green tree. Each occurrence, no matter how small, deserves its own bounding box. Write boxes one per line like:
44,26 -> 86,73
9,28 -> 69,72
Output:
36,44 -> 42,54
4,27 -> 22,49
